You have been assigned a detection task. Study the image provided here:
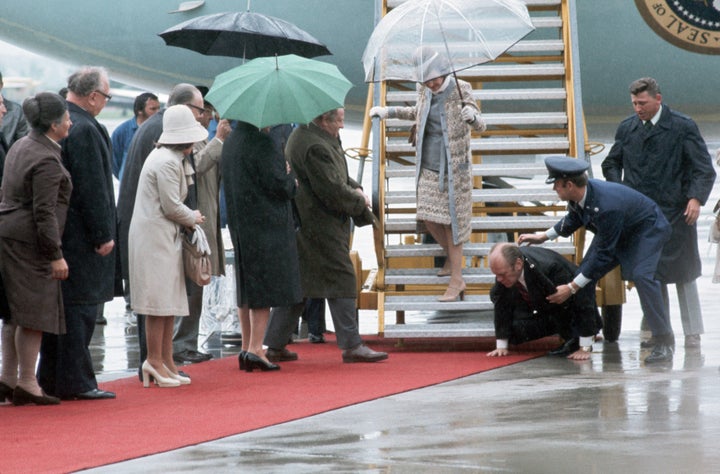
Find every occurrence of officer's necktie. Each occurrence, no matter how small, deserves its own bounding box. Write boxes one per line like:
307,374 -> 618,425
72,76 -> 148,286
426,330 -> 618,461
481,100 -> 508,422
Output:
644,120 -> 653,132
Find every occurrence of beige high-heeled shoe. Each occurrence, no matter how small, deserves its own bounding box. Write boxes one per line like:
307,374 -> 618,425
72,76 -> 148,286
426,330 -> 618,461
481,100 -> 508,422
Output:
164,364 -> 191,385
437,281 -> 466,302
141,360 -> 180,388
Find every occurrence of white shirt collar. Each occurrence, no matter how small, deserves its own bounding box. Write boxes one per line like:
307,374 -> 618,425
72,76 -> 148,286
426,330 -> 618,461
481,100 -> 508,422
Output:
647,104 -> 662,126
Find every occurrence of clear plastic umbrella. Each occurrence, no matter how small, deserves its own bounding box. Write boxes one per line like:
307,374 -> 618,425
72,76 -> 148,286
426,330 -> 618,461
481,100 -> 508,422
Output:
362,0 -> 535,83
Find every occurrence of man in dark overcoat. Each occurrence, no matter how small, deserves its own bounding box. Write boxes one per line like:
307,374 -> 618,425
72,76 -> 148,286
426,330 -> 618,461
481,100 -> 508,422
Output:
263,108 -> 387,364
38,67 -> 118,400
601,77 -> 716,349
487,243 -> 601,360
519,156 -> 674,363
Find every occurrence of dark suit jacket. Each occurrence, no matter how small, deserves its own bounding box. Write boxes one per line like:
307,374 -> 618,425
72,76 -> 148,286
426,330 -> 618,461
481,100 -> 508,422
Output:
490,246 -> 600,341
553,179 -> 671,283
60,102 -> 117,304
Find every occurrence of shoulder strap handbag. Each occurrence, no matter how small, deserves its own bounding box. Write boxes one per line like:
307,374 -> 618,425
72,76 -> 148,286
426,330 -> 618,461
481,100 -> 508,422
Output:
182,226 -> 212,286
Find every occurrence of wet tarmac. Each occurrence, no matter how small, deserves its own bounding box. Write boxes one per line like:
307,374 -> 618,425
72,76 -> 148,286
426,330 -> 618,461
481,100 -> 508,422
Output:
78,152 -> 720,473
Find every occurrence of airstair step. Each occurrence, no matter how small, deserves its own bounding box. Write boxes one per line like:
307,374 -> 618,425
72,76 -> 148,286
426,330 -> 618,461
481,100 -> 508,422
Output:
508,39 -> 564,53
384,241 -> 576,258
386,137 -> 569,154
385,162 -> 549,179
387,0 -> 561,9
387,88 -> 567,103
383,322 -> 495,338
384,215 -> 561,233
385,188 -> 560,204
463,64 -> 566,79
384,294 -> 494,312
386,112 -> 567,128
385,267 -> 496,285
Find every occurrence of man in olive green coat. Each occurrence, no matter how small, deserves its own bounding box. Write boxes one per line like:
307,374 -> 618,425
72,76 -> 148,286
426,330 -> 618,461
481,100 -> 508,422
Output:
263,108 -> 388,364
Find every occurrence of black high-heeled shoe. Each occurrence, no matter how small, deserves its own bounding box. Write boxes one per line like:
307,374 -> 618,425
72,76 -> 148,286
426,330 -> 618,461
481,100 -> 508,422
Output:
244,352 -> 280,372
238,350 -> 247,370
0,381 -> 14,403
12,386 -> 60,406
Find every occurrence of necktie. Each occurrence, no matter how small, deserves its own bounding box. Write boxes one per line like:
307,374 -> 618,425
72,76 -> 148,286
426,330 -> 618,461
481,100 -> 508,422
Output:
644,120 -> 653,131
515,282 -> 531,304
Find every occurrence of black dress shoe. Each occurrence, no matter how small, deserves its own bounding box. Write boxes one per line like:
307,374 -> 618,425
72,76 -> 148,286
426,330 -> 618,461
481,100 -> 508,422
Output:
641,334 -> 676,349
173,349 -> 213,364
71,388 -> 116,400
548,338 -> 579,357
13,386 -> 61,406
645,343 -> 674,363
244,352 -> 280,372
0,381 -> 14,403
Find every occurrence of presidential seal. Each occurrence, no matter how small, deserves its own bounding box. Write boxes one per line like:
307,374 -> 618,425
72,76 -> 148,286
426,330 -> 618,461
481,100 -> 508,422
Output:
635,0 -> 720,54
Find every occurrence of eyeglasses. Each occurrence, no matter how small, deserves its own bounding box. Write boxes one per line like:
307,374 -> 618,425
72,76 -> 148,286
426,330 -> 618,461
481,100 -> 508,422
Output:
94,90 -> 112,101
186,103 -> 206,115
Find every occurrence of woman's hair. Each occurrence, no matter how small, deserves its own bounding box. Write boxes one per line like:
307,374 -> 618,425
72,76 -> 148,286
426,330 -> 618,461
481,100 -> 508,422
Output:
22,92 -> 67,133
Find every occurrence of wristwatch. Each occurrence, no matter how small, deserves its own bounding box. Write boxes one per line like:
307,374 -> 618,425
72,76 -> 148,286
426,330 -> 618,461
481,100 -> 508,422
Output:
580,346 -> 592,353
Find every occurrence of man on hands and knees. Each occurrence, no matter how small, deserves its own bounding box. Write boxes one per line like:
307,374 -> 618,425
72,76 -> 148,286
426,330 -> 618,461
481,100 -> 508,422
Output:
518,156 -> 674,364
487,243 -> 602,360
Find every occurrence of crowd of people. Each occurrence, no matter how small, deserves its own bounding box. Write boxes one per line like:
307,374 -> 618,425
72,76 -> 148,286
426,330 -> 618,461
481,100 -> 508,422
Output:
0,60 -> 717,406
0,66 -> 390,405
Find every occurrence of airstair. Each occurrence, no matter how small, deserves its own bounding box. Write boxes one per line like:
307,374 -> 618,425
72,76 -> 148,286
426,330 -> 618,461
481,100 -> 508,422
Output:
363,0 -> 595,338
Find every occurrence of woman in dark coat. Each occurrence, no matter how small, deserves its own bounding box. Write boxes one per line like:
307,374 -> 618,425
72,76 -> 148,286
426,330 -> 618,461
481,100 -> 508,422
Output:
221,121 -> 302,371
0,93 -> 72,405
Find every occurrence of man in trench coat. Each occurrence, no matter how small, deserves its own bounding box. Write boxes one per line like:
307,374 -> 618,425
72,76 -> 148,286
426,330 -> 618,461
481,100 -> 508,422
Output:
602,77 -> 716,349
263,108 -> 388,364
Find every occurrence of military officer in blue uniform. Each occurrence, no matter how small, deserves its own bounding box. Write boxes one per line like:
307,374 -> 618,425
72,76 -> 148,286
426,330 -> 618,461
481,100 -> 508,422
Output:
487,243 -> 602,360
518,156 -> 674,363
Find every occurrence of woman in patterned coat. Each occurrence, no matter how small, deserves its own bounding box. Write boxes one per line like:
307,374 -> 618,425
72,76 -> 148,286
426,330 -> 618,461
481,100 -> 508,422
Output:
370,49 -> 486,301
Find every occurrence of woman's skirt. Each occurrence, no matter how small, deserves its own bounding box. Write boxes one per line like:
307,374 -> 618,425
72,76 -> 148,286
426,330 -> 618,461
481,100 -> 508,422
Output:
416,168 -> 472,244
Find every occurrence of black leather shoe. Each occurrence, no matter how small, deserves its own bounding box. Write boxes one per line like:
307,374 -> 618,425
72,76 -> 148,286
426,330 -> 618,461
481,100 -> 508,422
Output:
13,386 -> 60,406
645,343 -> 674,363
548,338 -> 579,356
640,334 -> 676,349
0,381 -> 14,403
173,349 -> 213,364
266,347 -> 298,362
70,388 -> 116,400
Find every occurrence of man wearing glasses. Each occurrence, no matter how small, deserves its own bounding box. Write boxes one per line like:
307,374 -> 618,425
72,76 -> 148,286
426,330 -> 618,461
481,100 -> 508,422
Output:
38,67 -> 118,400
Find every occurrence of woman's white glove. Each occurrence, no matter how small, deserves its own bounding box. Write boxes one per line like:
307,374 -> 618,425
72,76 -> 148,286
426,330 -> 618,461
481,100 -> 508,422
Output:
369,106 -> 388,120
461,105 -> 478,124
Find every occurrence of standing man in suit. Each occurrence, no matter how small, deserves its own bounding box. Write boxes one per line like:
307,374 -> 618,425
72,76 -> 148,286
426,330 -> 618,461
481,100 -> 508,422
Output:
38,67 -> 118,400
518,156 -> 674,363
0,94 -> 8,173
487,243 -> 601,360
601,77 -> 716,349
0,71 -> 29,148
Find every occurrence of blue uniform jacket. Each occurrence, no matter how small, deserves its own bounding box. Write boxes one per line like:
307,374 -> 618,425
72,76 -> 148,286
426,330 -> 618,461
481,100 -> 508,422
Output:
553,179 -> 671,282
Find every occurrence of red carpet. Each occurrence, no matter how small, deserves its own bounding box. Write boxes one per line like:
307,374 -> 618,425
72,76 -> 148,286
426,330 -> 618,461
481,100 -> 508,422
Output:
3,338 -> 541,473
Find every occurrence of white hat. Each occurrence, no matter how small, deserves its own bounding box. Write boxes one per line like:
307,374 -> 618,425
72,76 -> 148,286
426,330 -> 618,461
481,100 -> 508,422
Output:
158,104 -> 208,145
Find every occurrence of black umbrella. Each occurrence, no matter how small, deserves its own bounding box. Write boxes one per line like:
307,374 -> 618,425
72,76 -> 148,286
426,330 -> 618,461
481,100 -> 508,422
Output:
158,11 -> 331,60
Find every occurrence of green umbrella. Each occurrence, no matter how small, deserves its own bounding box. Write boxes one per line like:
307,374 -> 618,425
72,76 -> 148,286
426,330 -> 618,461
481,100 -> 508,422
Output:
206,54 -> 352,128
